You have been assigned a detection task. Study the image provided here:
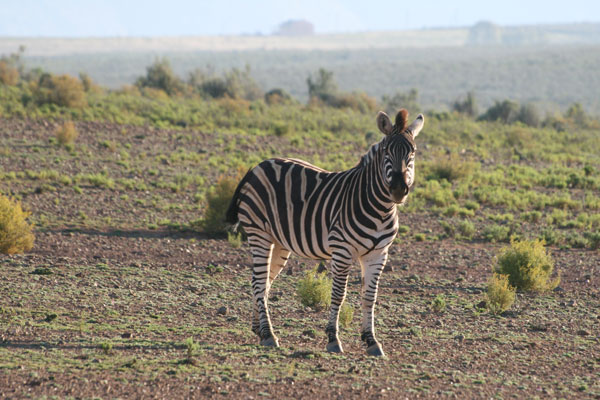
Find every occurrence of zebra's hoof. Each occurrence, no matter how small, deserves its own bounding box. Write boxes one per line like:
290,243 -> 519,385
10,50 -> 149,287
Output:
326,341 -> 344,353
366,343 -> 385,357
260,336 -> 280,347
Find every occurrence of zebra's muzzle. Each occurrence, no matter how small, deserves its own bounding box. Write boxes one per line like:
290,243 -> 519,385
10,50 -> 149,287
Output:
390,173 -> 409,203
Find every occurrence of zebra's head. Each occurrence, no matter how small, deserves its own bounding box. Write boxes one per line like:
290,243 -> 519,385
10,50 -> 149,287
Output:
376,109 -> 424,204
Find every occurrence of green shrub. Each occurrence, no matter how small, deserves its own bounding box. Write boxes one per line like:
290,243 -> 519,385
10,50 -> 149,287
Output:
414,233 -> 426,242
452,91 -> 478,117
397,225 -> 410,235
184,337 -> 198,360
457,220 -> 475,239
463,200 -> 480,211
585,231 -> 600,250
136,58 -> 183,96
566,232 -> 588,249
420,180 -> 456,207
201,174 -> 242,235
35,73 -> 87,108
495,239 -> 559,292
0,194 -> 35,254
431,294 -> 447,313
227,231 -> 243,248
539,228 -> 560,246
427,155 -> 477,182
100,341 -> 113,355
264,88 -> 293,105
296,266 -> 332,310
482,224 -> 510,242
339,302 -> 354,328
486,273 -> 516,315
479,99 -> 520,124
0,60 -> 19,85
55,121 -> 78,146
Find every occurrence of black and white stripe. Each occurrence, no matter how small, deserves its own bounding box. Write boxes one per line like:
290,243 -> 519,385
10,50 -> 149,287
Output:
226,109 -> 424,356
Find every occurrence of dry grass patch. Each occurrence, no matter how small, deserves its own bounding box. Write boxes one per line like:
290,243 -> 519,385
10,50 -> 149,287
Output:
0,194 -> 35,254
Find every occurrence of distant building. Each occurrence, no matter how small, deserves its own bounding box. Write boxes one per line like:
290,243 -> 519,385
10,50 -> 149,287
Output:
274,20 -> 315,36
467,21 -> 502,45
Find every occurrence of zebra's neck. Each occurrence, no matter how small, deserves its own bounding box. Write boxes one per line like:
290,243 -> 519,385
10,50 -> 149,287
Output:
355,141 -> 397,212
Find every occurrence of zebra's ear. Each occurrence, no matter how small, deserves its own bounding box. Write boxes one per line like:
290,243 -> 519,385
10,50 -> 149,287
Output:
395,109 -> 409,131
407,114 -> 425,138
376,111 -> 393,135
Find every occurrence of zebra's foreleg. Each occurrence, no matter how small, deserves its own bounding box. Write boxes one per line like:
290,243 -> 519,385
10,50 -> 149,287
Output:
247,232 -> 279,347
325,252 -> 352,353
359,251 -> 388,357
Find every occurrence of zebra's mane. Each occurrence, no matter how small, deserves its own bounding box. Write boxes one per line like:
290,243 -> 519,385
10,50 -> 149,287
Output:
359,142 -> 382,168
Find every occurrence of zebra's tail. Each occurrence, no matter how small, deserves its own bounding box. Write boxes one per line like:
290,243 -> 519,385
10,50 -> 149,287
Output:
225,167 -> 254,225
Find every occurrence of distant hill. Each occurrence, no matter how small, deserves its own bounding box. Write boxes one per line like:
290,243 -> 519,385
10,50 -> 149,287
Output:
2,22 -> 600,56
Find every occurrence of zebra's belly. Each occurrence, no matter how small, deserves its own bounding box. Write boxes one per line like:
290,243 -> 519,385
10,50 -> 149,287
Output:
270,222 -> 333,260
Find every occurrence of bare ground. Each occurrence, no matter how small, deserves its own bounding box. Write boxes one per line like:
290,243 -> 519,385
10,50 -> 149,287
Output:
0,119 -> 599,398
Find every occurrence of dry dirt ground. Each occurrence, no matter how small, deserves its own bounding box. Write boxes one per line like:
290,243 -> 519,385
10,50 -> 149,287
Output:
0,120 -> 599,398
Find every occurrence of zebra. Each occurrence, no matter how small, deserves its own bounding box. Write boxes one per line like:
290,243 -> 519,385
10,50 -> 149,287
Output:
225,109 -> 424,356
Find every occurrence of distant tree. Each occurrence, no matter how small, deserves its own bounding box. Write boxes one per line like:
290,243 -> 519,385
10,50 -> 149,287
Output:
264,88 -> 293,105
334,92 -> 378,113
223,65 -> 263,101
307,68 -> 338,103
0,60 -> 18,86
452,92 -> 478,118
565,103 -> 588,127
136,58 -> 183,96
517,103 -> 541,127
381,89 -> 420,115
189,64 -> 262,100
274,20 -> 314,36
35,73 -> 87,108
479,100 -> 520,124
0,46 -> 25,86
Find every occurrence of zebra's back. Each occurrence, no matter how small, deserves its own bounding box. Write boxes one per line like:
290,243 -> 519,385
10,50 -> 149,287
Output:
236,158 -> 351,259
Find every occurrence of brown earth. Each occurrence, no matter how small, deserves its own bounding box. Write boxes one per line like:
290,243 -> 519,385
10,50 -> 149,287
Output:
0,119 -> 599,399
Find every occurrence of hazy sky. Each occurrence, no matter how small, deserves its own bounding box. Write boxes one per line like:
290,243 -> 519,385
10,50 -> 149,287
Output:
2,0 -> 599,36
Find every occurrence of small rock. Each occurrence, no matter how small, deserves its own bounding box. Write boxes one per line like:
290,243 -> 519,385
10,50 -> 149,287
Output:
476,300 -> 487,309
576,329 -> 589,336
121,332 -> 133,339
529,324 -> 548,332
270,295 -> 279,302
454,334 -> 465,342
392,289 -> 402,294
217,306 -> 228,315
553,286 -> 565,292
400,264 -> 409,271
383,264 -> 393,272
302,329 -> 316,338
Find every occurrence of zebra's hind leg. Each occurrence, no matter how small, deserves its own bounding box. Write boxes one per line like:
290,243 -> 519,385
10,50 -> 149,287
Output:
359,251 -> 388,357
325,252 -> 352,353
269,244 -> 291,288
247,231 -> 280,347
251,244 -> 290,339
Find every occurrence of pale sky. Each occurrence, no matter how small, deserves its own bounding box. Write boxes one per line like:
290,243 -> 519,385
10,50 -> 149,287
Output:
1,0 -> 598,36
